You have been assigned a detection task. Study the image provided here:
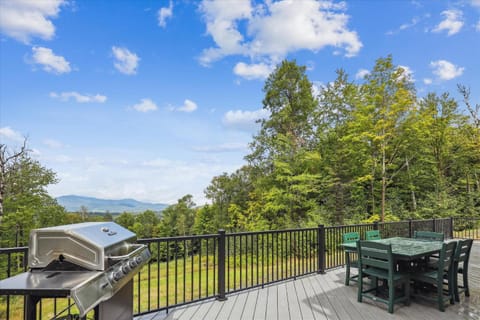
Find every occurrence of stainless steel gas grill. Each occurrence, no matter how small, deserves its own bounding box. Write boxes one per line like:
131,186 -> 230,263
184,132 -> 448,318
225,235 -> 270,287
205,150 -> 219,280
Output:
0,222 -> 151,320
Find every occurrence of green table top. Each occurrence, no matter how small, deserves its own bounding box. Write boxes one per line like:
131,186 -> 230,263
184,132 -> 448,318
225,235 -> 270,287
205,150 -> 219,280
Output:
341,237 -> 446,260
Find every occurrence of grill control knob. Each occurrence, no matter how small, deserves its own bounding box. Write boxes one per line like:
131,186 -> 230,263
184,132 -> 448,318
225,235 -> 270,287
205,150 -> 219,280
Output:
135,256 -> 143,264
122,264 -> 131,274
113,270 -> 124,282
129,259 -> 137,268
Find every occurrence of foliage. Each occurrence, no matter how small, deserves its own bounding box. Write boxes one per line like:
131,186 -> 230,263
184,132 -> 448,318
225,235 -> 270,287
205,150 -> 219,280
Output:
201,56 -> 480,233
0,147 -> 67,247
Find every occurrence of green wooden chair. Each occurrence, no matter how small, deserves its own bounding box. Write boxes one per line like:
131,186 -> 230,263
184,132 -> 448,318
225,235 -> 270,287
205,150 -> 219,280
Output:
452,239 -> 473,302
414,231 -> 444,241
357,241 -> 410,314
342,232 -> 360,285
365,230 -> 381,240
410,241 -> 457,311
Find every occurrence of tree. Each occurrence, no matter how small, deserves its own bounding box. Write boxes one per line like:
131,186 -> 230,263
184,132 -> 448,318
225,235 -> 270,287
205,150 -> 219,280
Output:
159,195 -> 196,236
247,60 -> 318,170
0,139 -> 28,222
345,56 -> 416,221
0,140 -> 66,246
133,210 -> 160,238
116,212 -> 136,230
204,166 -> 253,230
316,69 -> 361,224
245,60 -> 320,227
79,205 -> 89,221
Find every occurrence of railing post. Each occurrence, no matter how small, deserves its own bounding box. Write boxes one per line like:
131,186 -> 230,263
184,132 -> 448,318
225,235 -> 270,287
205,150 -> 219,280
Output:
432,218 -> 436,232
317,224 -> 326,274
408,219 -> 413,238
217,229 -> 227,301
450,217 -> 454,239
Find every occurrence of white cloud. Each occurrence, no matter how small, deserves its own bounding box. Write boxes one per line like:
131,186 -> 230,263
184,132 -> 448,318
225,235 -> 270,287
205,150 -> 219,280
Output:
433,9 -> 464,36
0,0 -> 65,43
169,99 -> 198,112
199,0 -> 361,67
476,20 -> 480,31
131,98 -> 158,112
177,99 -> 198,112
223,108 -> 269,131
192,142 -> 247,153
50,91 -> 107,103
43,139 -> 63,148
355,68 -> 369,79
472,0 -> 480,7
430,60 -> 464,80
198,0 -> 252,65
0,127 -> 24,143
31,46 -> 71,74
158,1 -> 173,27
423,78 -> 432,85
233,62 -> 273,80
112,46 -> 140,75
386,16 -> 421,35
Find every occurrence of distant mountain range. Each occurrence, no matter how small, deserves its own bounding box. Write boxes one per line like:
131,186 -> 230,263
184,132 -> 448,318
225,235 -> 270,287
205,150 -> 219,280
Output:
56,195 -> 168,214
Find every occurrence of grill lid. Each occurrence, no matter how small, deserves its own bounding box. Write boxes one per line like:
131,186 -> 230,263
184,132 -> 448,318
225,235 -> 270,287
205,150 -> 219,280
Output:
28,222 -> 137,270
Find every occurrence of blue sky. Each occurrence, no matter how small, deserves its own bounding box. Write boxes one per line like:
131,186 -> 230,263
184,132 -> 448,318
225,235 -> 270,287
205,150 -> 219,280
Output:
1,0 -> 479,205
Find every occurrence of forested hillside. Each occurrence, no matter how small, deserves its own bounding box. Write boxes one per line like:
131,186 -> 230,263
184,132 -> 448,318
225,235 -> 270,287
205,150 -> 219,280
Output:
1,56 -> 479,243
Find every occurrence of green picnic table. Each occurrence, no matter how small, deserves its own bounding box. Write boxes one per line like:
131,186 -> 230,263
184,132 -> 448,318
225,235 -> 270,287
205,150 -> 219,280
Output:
341,237 -> 444,261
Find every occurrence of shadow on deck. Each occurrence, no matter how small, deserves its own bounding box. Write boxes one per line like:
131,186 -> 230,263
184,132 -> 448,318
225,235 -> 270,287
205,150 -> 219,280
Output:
136,241 -> 480,320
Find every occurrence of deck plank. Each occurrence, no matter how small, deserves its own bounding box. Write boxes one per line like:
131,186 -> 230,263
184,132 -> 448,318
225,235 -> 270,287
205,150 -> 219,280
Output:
265,285 -> 278,320
285,281 -> 302,319
253,286 -> 268,320
277,283 -> 290,319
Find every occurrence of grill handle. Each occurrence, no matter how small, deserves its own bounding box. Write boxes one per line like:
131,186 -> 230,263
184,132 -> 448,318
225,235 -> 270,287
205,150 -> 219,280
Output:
106,244 -> 146,261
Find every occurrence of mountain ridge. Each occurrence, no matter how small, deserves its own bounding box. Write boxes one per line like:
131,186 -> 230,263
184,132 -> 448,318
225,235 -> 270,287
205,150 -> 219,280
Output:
56,195 -> 168,213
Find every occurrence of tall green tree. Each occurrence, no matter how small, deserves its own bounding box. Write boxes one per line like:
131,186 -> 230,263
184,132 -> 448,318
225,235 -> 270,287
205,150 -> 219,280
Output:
245,60 -> 321,227
316,69 -> 362,224
247,60 -> 318,170
345,56 -> 416,221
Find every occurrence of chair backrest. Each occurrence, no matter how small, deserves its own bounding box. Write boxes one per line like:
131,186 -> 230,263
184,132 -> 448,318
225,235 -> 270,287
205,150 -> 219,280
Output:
437,241 -> 457,276
454,239 -> 473,264
357,240 -> 393,273
365,230 -> 381,240
414,230 -> 444,241
343,232 -> 360,243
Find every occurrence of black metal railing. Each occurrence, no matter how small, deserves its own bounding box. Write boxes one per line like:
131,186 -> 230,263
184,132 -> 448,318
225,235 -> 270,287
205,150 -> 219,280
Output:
1,216 -> 479,319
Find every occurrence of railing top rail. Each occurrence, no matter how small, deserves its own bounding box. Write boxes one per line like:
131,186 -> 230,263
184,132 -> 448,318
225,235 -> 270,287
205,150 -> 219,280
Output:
137,233 -> 218,243
325,223 -> 375,229
0,246 -> 28,254
225,227 -> 317,237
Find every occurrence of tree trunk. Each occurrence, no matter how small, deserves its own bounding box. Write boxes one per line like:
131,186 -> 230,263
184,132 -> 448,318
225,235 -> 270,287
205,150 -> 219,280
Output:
405,157 -> 417,212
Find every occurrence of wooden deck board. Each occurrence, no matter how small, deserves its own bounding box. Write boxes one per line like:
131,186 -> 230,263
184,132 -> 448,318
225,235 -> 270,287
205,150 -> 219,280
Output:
138,241 -> 480,320
253,285 -> 268,319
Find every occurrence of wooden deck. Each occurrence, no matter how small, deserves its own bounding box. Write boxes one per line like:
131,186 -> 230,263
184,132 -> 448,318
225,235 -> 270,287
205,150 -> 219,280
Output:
136,241 -> 480,320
